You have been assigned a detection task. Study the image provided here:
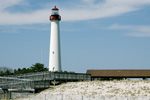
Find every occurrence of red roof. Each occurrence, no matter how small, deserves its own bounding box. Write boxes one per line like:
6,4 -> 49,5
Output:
52,6 -> 58,10
86,70 -> 150,78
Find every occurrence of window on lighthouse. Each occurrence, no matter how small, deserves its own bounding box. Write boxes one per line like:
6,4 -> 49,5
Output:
52,10 -> 59,15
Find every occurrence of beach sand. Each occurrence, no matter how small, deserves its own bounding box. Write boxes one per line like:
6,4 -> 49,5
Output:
19,80 -> 150,100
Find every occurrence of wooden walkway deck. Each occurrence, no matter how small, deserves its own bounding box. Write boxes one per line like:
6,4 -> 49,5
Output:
0,72 -> 91,90
0,72 -> 91,99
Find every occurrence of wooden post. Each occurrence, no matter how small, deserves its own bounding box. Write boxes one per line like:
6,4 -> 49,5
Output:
54,80 -> 56,86
82,95 -> 83,100
9,91 -> 11,100
3,90 -> 5,99
61,94 -> 63,100
45,94 -> 46,100
7,90 -> 9,100
143,77 -> 146,80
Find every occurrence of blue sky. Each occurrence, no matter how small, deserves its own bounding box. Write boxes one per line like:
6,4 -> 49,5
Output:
0,0 -> 150,73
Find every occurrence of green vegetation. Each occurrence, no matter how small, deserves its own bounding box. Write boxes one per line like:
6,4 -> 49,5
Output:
0,63 -> 75,76
0,63 -> 48,76
0,66 -> 13,76
62,71 -> 75,74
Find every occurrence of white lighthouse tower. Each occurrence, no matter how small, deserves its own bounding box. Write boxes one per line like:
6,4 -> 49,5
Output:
49,6 -> 61,72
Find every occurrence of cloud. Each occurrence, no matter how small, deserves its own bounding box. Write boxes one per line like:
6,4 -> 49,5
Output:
0,0 -> 150,25
0,0 -> 23,11
0,9 -> 50,25
0,24 -> 49,34
110,24 -> 150,37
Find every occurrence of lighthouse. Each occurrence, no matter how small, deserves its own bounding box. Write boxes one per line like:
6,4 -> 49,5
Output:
49,6 -> 61,72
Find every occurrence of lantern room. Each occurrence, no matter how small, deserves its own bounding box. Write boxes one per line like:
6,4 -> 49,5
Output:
52,6 -> 59,15
50,6 -> 61,21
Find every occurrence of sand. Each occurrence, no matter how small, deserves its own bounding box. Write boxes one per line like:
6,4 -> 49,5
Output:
18,80 -> 150,100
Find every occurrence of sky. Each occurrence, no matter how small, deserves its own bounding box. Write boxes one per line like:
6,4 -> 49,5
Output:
0,0 -> 150,73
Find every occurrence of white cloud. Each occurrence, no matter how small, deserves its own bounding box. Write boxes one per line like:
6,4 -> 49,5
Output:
81,0 -> 95,4
0,9 -> 50,25
110,24 -> 150,37
0,0 -> 23,10
0,0 -> 150,25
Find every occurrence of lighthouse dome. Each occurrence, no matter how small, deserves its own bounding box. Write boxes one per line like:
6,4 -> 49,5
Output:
50,6 -> 61,21
52,6 -> 59,15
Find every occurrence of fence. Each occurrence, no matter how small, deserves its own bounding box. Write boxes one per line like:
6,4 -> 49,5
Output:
10,72 -> 91,81
8,72 -> 91,81
0,72 -> 91,99
0,72 -> 91,90
0,88 -> 3,100
0,77 -> 34,90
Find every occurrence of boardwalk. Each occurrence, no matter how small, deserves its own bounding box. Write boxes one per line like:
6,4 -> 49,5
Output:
0,72 -> 91,99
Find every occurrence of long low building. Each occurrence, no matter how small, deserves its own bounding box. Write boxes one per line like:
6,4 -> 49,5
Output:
86,70 -> 150,79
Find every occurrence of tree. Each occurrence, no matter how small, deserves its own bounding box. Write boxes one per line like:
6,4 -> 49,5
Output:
17,68 -> 22,74
5,69 -> 11,75
0,71 -> 4,76
22,68 -> 27,74
0,66 -> 13,76
63,71 -> 75,73
0,63 -> 48,76
30,63 -> 48,72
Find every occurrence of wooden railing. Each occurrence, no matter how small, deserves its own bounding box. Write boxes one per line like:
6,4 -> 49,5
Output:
0,72 -> 91,90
